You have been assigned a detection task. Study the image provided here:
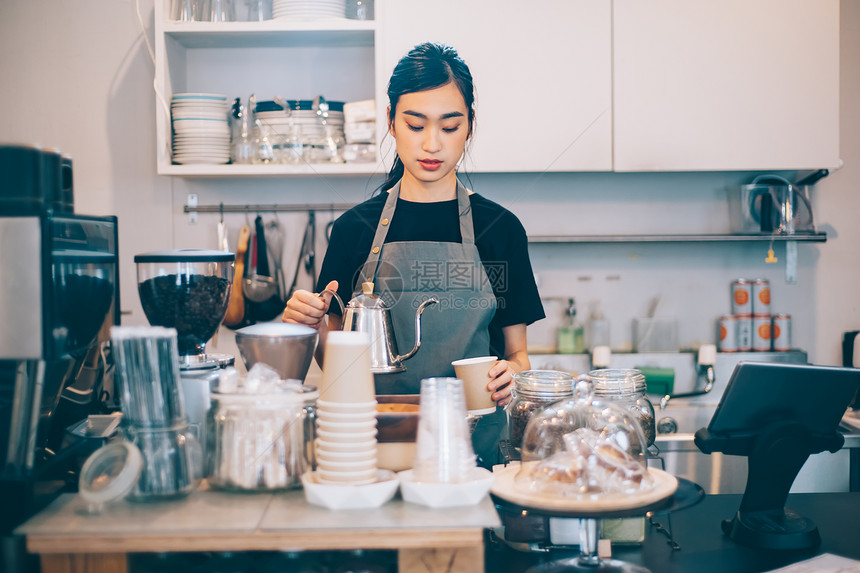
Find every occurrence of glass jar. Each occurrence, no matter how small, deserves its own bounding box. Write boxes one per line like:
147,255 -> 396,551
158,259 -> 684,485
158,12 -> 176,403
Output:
507,370 -> 575,452
210,386 -> 318,491
588,368 -> 655,447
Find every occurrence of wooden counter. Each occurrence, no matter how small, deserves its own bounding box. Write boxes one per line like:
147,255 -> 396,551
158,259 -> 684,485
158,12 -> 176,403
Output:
17,488 -> 501,573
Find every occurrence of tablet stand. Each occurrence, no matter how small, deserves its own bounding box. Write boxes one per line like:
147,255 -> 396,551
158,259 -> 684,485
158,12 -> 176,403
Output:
695,420 -> 844,550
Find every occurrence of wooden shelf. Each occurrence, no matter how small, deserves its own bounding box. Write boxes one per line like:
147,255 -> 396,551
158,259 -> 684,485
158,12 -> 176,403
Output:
527,233 -> 828,244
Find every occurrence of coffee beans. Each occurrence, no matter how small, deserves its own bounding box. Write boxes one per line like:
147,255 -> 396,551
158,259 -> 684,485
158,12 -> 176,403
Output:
138,274 -> 230,355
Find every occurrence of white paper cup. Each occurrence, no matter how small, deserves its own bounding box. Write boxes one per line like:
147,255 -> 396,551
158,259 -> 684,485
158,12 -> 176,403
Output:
316,448 -> 377,464
317,419 -> 377,434
316,428 -> 377,443
315,438 -> 376,453
316,409 -> 378,423
452,356 -> 499,412
317,469 -> 377,485
318,331 -> 376,403
317,399 -> 378,413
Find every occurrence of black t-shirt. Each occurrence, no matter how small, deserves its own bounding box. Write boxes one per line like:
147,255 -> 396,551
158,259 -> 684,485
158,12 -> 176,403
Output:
316,190 -> 545,358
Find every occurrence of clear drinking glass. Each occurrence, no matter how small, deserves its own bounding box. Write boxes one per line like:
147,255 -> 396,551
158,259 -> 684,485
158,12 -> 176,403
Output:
278,125 -> 304,164
245,0 -> 269,21
253,123 -> 275,164
170,0 -> 195,21
208,0 -> 234,22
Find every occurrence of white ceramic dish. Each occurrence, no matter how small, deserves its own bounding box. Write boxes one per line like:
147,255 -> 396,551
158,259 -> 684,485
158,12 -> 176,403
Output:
301,470 -> 398,510
398,467 -> 494,508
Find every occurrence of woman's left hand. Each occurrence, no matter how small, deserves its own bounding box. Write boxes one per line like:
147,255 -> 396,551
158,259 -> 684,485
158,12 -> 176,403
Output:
488,360 -> 516,407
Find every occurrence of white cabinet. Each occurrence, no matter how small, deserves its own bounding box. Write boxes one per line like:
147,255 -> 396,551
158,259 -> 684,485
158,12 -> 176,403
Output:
152,0 -> 840,176
612,0 -> 840,171
153,0 -> 384,176
378,0 -> 613,173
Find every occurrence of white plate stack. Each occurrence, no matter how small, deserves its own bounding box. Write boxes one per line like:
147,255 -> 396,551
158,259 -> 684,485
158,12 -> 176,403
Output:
171,93 -> 230,165
273,0 -> 346,20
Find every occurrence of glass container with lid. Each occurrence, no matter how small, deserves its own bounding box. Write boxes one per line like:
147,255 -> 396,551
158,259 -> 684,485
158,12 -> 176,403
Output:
135,249 -> 234,362
587,369 -> 655,448
210,384 -> 319,491
507,370 -> 576,453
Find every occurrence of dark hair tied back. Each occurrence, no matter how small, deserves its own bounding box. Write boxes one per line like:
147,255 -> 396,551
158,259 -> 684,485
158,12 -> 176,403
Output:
378,42 -> 475,193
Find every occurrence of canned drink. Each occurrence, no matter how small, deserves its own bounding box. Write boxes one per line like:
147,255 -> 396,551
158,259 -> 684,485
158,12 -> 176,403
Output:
737,315 -> 752,351
718,315 -> 738,352
752,279 -> 771,315
753,313 -> 772,351
731,279 -> 752,315
773,314 -> 792,351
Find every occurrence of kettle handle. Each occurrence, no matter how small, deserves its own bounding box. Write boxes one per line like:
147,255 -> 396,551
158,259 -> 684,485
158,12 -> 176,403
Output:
318,288 -> 345,320
396,297 -> 439,363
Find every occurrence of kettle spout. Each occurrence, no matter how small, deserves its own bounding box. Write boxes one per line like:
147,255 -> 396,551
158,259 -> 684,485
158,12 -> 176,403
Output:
396,297 -> 439,363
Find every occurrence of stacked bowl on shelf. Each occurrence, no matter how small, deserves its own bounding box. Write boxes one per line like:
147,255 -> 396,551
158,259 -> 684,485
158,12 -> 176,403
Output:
171,93 -> 230,165
272,0 -> 346,19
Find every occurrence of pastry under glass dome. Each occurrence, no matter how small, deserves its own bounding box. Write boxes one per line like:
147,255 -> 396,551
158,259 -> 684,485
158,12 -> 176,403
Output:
515,379 -> 653,500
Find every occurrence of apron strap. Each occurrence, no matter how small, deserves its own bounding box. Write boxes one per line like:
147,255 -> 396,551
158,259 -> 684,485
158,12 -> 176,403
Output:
363,179 -> 475,284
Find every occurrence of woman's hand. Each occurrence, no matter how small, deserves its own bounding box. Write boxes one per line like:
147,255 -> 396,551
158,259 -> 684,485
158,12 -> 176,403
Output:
488,360 -> 516,407
282,280 -> 339,330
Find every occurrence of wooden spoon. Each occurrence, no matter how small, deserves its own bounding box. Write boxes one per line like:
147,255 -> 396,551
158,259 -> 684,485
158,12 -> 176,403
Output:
224,225 -> 250,327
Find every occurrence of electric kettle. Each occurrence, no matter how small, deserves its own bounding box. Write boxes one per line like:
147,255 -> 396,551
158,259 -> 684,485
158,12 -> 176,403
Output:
324,282 -> 438,373
735,174 -> 816,234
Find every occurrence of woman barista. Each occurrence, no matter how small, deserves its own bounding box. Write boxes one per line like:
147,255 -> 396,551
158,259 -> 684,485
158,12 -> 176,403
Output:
282,42 -> 544,468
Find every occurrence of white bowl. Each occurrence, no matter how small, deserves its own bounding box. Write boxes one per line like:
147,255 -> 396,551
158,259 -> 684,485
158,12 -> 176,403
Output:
398,467 -> 494,508
301,470 -> 398,509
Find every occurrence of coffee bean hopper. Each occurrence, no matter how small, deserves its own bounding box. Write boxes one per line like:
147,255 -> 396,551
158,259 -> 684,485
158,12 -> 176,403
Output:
134,250 -> 234,368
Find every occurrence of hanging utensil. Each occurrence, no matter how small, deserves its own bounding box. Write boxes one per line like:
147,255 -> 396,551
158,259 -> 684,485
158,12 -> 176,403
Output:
243,215 -> 277,303
224,225 -> 251,327
304,210 -> 316,287
265,216 -> 287,299
287,212 -> 314,297
217,203 -> 229,252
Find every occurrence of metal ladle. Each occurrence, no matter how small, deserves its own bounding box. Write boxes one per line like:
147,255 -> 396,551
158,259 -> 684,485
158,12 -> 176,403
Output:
243,215 -> 278,303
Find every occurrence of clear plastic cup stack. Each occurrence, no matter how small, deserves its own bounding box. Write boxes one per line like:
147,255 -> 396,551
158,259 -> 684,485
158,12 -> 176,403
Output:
411,377 -> 477,484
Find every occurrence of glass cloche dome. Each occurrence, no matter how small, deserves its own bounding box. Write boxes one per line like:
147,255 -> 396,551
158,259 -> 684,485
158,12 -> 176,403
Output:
514,379 -> 653,499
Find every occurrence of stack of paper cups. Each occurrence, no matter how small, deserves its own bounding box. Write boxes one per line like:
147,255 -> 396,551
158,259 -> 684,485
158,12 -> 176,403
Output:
314,331 -> 378,485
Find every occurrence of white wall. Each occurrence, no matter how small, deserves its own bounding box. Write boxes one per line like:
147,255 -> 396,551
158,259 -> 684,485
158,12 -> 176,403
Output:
1,0 -> 857,366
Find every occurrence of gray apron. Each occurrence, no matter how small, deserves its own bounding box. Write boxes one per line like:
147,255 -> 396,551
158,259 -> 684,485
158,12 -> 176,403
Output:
354,180 -> 506,468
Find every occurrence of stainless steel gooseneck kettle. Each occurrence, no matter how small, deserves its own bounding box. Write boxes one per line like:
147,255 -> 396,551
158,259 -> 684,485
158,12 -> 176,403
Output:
323,282 -> 438,373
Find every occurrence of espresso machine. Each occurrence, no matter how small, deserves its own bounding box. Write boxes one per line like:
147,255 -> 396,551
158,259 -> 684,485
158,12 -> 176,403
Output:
0,144 -> 120,571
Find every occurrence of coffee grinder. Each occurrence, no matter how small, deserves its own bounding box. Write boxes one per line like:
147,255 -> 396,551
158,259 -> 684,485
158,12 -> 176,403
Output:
0,144 -> 120,570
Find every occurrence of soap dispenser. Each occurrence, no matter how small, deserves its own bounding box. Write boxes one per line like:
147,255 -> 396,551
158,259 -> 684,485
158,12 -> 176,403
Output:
558,298 -> 585,354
